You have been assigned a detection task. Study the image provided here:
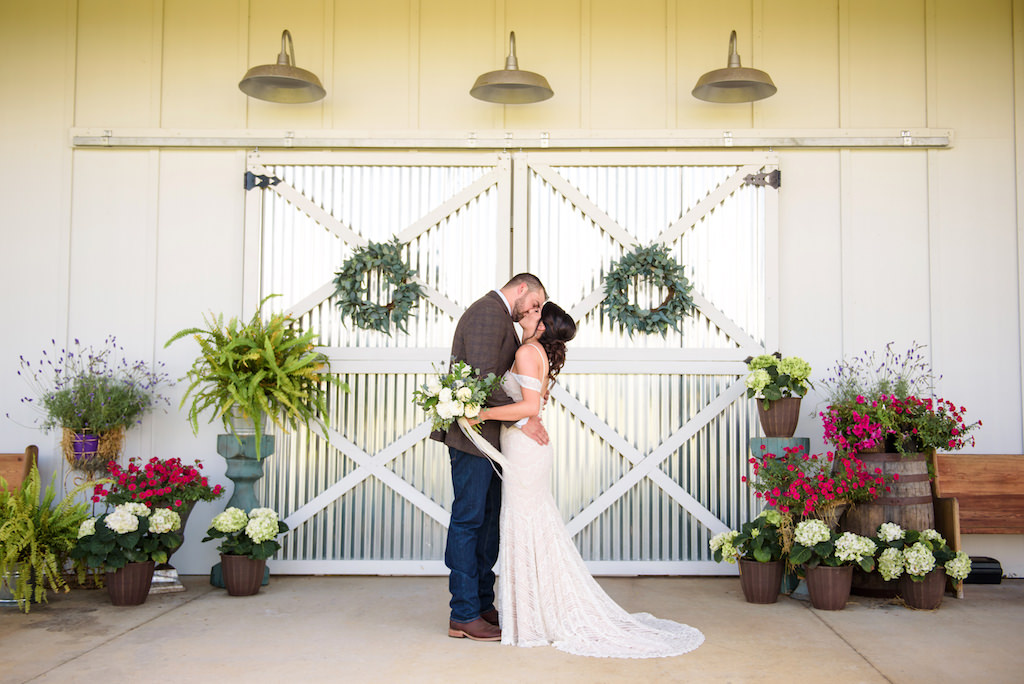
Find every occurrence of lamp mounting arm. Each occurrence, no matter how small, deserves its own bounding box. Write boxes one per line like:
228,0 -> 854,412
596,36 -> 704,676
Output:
277,29 -> 295,67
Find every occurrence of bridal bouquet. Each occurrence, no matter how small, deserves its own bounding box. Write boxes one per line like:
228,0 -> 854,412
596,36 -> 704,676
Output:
412,361 -> 500,432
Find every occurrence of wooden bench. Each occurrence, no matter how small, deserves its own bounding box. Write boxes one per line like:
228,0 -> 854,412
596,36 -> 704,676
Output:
933,454 -> 1024,534
0,445 -> 38,491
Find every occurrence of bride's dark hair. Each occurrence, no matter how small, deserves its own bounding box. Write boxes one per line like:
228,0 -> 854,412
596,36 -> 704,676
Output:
536,301 -> 576,381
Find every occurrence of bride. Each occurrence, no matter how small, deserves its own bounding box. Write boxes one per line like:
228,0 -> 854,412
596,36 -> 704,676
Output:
462,302 -> 705,659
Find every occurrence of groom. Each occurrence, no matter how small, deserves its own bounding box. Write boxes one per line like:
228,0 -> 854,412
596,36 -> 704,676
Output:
432,273 -> 549,641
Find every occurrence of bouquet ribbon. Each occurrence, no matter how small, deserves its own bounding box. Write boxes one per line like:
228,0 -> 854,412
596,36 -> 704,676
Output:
456,417 -> 510,478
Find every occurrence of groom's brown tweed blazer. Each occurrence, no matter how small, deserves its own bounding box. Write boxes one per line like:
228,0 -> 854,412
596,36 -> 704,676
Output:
430,290 -> 518,457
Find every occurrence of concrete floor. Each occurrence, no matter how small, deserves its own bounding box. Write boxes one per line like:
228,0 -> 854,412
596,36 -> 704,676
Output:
1,576 -> 1021,684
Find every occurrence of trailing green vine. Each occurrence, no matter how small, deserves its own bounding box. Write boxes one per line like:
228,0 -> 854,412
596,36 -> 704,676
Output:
332,238 -> 425,335
602,243 -> 696,336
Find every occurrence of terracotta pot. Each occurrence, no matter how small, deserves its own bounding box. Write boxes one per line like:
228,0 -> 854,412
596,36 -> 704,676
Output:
899,568 -> 946,610
106,561 -> 155,606
738,558 -> 784,604
221,554 -> 267,596
756,397 -> 801,438
804,564 -> 853,610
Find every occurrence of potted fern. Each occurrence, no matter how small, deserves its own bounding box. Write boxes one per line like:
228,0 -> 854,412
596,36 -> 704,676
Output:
165,295 -> 345,460
0,465 -> 92,612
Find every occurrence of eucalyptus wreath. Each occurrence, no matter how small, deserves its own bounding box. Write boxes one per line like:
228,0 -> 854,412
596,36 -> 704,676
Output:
332,238 -> 424,335
601,243 -> 696,336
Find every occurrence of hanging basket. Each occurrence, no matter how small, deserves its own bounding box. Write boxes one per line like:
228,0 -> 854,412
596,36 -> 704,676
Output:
756,397 -> 801,438
61,427 -> 124,477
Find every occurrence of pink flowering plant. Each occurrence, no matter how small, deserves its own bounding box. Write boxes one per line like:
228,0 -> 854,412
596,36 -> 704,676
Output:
744,444 -> 894,516
819,343 -> 981,455
91,456 -> 225,513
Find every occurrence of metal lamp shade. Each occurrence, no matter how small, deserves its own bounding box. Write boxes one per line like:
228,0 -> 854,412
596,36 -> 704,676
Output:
692,30 -> 776,103
239,30 -> 326,104
471,32 -> 553,104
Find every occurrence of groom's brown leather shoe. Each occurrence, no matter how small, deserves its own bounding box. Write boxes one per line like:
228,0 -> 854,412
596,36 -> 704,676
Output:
479,608 -> 499,626
448,617 -> 501,641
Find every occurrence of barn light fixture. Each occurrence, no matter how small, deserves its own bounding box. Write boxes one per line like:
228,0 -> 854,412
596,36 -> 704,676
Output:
471,31 -> 554,104
239,30 -> 326,104
692,30 -> 776,103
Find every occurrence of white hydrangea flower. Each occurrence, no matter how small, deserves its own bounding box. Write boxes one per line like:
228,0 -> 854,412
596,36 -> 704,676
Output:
120,502 -> 151,517
248,507 -> 278,521
920,529 -> 946,546
760,510 -> 783,526
877,522 -> 905,542
834,532 -> 877,564
878,547 -> 904,581
245,515 -> 280,543
745,368 -> 771,394
104,508 -> 139,534
903,542 -> 937,577
455,386 -> 473,402
149,508 -> 181,534
709,530 -> 740,564
77,518 -> 96,538
945,551 -> 972,581
212,507 -> 249,533
463,403 -> 481,419
794,519 -> 831,547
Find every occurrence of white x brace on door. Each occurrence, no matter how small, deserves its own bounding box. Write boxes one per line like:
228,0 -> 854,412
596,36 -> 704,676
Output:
244,150 -> 778,575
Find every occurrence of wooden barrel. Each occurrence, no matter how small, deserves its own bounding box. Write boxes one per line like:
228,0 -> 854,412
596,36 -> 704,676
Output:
840,452 -> 934,597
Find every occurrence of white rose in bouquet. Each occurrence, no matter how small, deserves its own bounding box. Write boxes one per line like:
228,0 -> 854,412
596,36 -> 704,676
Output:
455,386 -> 473,402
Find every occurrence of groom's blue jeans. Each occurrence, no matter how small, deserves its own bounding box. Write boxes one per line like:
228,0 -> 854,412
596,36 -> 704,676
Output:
445,446 -> 501,623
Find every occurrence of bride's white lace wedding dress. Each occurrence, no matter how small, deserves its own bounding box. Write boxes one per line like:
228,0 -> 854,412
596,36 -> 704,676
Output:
460,347 -> 704,659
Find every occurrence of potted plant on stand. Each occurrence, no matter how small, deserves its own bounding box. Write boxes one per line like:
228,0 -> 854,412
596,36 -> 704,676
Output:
873,522 -> 972,610
745,353 -> 812,438
16,336 -> 171,480
71,503 -> 183,605
788,518 -> 876,610
202,507 -> 288,596
710,510 -> 786,604
91,456 -> 225,592
0,465 -> 92,612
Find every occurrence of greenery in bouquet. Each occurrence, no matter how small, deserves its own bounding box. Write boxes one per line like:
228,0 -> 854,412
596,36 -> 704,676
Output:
91,456 -> 225,512
15,336 -> 171,433
412,360 -> 500,432
71,502 -> 183,572
818,342 -> 981,455
745,352 -> 813,409
744,443 -> 892,516
788,518 -> 877,571
872,522 -> 972,583
202,507 -> 289,560
709,510 -> 786,564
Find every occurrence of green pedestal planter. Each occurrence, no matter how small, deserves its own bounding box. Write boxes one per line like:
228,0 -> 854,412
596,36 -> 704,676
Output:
210,434 -> 274,588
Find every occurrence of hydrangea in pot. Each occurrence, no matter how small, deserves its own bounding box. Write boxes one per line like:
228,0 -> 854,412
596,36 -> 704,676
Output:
873,522 -> 971,610
789,518 -> 876,610
71,503 -> 183,605
745,353 -> 812,438
710,510 -> 786,604
202,507 -> 288,596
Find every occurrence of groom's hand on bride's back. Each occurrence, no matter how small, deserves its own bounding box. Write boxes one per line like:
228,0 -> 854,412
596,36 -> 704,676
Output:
520,416 -> 549,445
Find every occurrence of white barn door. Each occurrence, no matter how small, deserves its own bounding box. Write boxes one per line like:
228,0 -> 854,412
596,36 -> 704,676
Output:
245,150 -> 778,575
